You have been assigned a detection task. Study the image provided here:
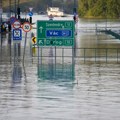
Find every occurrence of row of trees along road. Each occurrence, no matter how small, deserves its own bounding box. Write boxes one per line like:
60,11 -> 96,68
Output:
78,0 -> 120,18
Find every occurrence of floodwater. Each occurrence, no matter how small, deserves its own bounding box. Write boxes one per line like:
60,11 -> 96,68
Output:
0,14 -> 120,120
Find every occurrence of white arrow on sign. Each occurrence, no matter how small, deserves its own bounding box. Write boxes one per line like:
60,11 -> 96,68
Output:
39,40 -> 44,45
39,26 -> 43,33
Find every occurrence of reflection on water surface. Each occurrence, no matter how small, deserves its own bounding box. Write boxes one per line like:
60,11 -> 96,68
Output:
0,15 -> 120,120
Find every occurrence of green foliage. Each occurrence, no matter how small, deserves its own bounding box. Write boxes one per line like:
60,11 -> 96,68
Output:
78,0 -> 120,18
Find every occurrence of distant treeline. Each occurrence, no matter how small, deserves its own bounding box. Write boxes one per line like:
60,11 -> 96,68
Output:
78,0 -> 120,18
3,0 -> 77,14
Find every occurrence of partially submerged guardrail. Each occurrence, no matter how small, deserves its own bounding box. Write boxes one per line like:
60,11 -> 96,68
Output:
31,47 -> 120,63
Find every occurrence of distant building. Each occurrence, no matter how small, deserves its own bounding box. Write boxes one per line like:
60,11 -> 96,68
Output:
47,7 -> 64,17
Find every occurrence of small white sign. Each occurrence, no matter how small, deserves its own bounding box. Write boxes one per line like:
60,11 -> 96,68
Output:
29,7 -> 33,11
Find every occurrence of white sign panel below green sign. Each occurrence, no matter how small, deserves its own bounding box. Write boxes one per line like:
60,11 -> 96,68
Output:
37,20 -> 75,46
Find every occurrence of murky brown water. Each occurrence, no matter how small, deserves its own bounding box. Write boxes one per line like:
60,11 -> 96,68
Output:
0,15 -> 120,120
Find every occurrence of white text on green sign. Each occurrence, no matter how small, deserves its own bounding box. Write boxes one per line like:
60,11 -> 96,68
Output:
37,20 -> 75,46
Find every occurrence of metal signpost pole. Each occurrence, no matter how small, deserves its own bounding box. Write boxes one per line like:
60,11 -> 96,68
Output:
73,0 -> 76,14
106,4 -> 107,30
0,0 -> 2,33
73,0 -> 76,67
55,46 -> 56,75
9,0 -> 11,18
17,0 -> 20,19
23,32 -> 27,64
22,22 -> 32,64
103,4 -> 107,30
14,0 -> 17,18
38,45 -> 39,65
0,0 -> 2,61
29,8 -> 33,24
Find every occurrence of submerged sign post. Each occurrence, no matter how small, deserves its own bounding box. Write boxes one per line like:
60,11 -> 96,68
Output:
37,20 -> 75,46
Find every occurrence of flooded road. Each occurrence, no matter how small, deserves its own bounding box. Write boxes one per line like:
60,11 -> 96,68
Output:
0,15 -> 120,120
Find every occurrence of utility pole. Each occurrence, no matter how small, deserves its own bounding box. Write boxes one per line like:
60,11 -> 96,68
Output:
0,0 -> 2,31
51,0 -> 53,7
17,0 -> 20,19
73,0 -> 77,22
9,0 -> 11,18
15,0 -> 17,18
73,0 -> 77,15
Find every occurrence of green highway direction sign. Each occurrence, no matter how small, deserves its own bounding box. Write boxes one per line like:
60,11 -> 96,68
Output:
37,20 -> 75,46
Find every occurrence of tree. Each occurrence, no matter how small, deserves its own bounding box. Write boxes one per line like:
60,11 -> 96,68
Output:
78,0 -> 120,18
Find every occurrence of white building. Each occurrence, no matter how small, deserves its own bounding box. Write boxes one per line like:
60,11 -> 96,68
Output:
47,7 -> 64,17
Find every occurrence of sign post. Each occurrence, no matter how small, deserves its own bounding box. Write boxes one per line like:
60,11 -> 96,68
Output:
0,8 -> 2,32
0,8 -> 2,21
28,8 -> 33,24
37,20 -> 75,69
22,22 -> 32,63
37,20 -> 75,47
